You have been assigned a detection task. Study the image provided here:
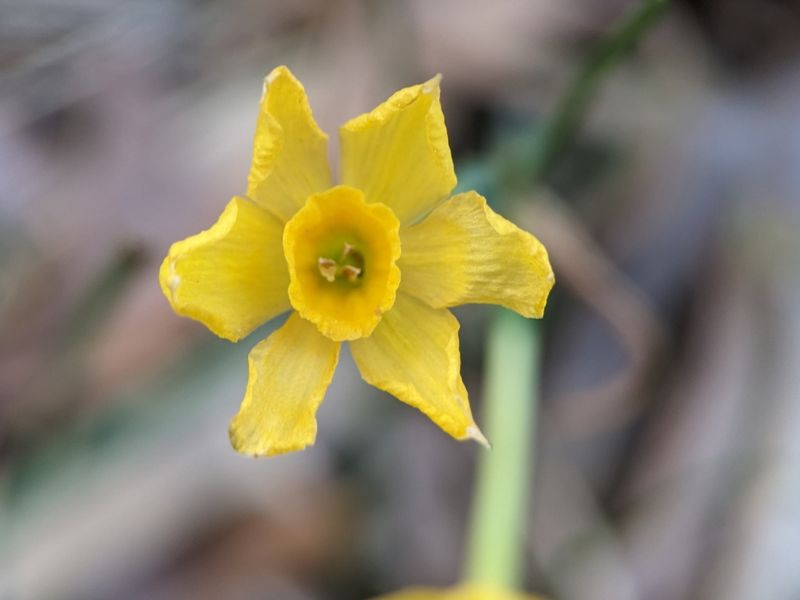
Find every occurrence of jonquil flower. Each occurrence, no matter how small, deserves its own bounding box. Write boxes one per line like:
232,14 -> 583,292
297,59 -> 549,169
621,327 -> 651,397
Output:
374,582 -> 545,600
160,66 -> 554,456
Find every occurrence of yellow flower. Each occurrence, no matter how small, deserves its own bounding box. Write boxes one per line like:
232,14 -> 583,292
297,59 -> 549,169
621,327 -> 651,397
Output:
373,582 -> 546,600
159,66 -> 554,456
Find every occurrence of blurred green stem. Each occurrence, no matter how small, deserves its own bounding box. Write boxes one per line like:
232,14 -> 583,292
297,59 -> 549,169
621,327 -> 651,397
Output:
494,0 -> 669,191
463,0 -> 669,589
61,244 -> 145,350
527,0 -> 668,184
465,311 -> 539,586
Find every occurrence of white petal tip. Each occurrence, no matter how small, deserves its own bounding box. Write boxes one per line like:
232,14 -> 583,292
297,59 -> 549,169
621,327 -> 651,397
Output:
169,274 -> 180,294
266,66 -> 286,84
467,425 -> 491,449
263,66 -> 287,98
422,73 -> 442,94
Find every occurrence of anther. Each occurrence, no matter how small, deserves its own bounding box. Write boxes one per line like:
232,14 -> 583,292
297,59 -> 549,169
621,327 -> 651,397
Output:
318,258 -> 337,282
341,265 -> 362,282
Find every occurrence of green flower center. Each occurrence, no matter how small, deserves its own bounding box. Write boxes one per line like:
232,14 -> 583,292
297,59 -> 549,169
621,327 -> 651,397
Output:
318,241 -> 365,284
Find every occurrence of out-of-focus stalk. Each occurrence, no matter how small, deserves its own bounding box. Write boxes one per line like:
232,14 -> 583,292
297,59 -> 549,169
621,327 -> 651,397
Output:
464,311 -> 540,586
463,0 -> 669,590
526,0 -> 669,185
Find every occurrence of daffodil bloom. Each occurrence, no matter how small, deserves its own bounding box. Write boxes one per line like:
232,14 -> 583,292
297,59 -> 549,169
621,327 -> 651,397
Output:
160,66 -> 554,456
373,582 -> 546,600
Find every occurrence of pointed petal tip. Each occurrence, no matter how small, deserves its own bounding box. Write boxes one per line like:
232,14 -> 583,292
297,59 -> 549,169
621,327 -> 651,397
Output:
266,64 -> 299,86
158,253 -> 179,301
267,65 -> 289,82
422,73 -> 442,94
262,65 -> 291,99
467,425 -> 492,450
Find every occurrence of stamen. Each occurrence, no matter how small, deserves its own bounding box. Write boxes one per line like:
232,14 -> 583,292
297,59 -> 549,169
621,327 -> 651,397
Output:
318,258 -> 337,282
318,241 -> 365,284
341,265 -> 362,282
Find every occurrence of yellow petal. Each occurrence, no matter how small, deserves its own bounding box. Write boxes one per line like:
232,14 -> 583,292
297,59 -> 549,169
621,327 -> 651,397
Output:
159,196 -> 290,341
350,293 -> 482,441
247,66 -> 332,222
339,75 -> 456,225
229,312 -> 341,456
283,186 -> 401,342
372,583 -> 545,600
399,191 -> 555,318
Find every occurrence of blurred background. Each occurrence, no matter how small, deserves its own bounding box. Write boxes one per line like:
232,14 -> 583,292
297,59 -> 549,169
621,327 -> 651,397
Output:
2,0 -> 800,599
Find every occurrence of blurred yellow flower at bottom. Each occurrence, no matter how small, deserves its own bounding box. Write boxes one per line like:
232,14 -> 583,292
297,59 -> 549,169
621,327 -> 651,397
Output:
373,582 -> 546,600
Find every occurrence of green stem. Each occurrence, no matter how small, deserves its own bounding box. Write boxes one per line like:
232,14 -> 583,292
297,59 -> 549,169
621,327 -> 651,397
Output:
495,0 -> 670,190
464,311 -> 540,586
463,0 -> 669,589
529,0 -> 668,183
61,244 -> 145,350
